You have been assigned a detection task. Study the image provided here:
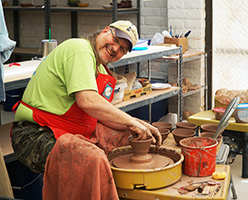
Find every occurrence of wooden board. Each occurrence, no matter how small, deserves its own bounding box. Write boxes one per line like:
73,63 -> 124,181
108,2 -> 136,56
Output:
115,87 -> 180,109
162,50 -> 205,60
118,165 -> 230,200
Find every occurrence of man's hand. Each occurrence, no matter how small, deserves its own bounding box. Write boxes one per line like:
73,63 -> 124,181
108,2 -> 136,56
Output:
135,119 -> 162,148
127,118 -> 162,149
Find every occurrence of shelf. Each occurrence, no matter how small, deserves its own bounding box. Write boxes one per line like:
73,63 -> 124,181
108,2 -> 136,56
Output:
182,86 -> 207,97
13,47 -> 42,56
50,7 -> 138,13
4,0 -> 141,46
116,87 -> 180,112
108,46 -> 181,68
4,6 -> 138,13
161,50 -> 205,62
3,6 -> 44,10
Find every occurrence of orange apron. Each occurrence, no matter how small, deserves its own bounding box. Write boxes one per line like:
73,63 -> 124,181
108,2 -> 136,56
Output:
13,65 -> 116,139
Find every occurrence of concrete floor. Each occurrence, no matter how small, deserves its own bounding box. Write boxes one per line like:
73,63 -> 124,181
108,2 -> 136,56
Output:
228,154 -> 248,199
1,121 -> 248,199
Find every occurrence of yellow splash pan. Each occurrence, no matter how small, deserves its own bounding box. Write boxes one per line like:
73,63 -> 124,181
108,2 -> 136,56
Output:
108,146 -> 184,190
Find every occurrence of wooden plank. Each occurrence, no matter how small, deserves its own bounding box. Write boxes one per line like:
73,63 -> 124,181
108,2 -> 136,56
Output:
162,50 -> 205,60
115,87 -> 180,109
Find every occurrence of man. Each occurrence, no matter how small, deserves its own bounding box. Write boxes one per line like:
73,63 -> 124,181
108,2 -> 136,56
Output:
11,20 -> 161,199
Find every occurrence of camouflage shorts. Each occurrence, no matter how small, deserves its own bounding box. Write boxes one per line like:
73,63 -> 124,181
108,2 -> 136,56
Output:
11,121 -> 56,174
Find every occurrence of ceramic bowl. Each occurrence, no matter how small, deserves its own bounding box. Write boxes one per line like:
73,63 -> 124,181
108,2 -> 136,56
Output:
159,129 -> 170,143
152,122 -> 173,130
199,131 -> 222,153
78,3 -> 89,7
102,5 -> 112,10
176,122 -> 197,130
20,3 -> 33,7
68,3 -> 78,7
201,124 -> 223,134
157,127 -> 170,134
172,128 -> 195,146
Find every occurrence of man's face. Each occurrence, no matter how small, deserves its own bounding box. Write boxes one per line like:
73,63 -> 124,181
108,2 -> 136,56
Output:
96,27 -> 130,64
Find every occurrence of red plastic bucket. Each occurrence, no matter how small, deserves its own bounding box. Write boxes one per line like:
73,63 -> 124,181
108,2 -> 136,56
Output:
180,137 -> 217,177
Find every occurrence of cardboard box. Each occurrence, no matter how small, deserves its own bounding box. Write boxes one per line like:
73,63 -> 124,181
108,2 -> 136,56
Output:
123,79 -> 152,101
164,37 -> 188,54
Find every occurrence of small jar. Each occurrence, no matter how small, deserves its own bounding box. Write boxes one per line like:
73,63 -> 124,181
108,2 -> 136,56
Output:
212,107 -> 226,120
234,103 -> 248,123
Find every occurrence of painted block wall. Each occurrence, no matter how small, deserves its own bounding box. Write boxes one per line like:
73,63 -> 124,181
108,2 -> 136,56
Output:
4,0 -> 170,47
167,0 -> 206,117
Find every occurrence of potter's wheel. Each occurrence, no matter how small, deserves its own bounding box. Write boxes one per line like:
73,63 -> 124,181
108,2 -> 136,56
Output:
108,146 -> 184,190
112,153 -> 174,169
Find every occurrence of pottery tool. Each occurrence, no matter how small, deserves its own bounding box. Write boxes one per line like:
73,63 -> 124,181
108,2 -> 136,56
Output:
9,62 -> 21,67
184,30 -> 191,38
213,96 -> 240,140
210,184 -> 222,197
197,183 -> 206,193
189,180 -> 211,185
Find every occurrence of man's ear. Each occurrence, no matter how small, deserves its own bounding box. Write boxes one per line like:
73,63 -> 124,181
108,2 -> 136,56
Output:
101,26 -> 110,34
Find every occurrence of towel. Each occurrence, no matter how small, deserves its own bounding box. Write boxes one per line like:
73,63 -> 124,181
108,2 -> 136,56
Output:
0,2 -> 16,101
43,122 -> 131,200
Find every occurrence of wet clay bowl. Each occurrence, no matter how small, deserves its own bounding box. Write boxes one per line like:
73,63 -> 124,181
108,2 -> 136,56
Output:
128,136 -> 153,163
199,131 -> 223,153
152,122 -> 173,130
159,129 -> 170,143
172,128 -> 195,146
176,122 -> 197,131
201,124 -> 224,135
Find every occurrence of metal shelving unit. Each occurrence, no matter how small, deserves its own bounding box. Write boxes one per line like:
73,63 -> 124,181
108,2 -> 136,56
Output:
4,0 -> 140,50
108,45 -> 183,121
2,46 -> 183,124
161,51 -> 208,121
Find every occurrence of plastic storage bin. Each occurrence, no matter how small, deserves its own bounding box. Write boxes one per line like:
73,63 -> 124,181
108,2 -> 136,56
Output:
3,89 -> 24,112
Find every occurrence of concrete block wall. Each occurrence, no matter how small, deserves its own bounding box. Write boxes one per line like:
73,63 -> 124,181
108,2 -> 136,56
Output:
4,0 -> 137,48
167,0 -> 206,117
140,0 -> 168,39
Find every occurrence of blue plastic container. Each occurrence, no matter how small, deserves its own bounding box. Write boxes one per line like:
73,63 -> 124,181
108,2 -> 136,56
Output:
3,89 -> 24,112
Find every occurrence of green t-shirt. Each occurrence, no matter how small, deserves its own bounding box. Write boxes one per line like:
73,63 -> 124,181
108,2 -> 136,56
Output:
15,38 -> 106,122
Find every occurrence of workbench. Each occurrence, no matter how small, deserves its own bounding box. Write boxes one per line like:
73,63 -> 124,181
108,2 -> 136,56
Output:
118,165 -> 230,200
188,110 -> 248,178
116,133 -> 233,200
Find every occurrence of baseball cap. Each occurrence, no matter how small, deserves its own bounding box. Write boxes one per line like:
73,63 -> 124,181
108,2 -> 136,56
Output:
109,20 -> 138,52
